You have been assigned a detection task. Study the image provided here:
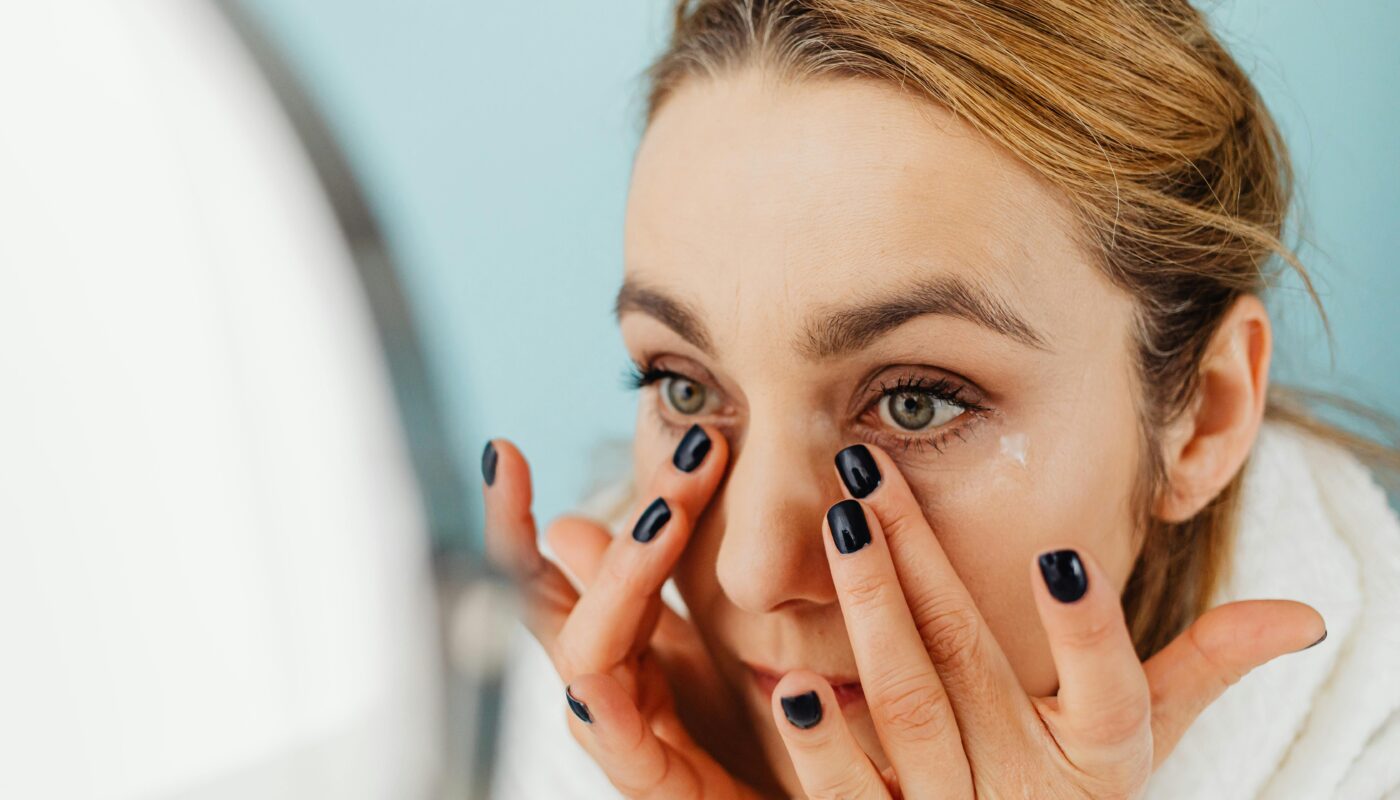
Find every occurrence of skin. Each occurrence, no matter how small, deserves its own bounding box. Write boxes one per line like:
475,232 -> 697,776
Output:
483,67 -> 1324,798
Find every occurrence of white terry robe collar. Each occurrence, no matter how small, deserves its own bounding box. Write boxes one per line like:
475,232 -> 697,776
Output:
1145,420 -> 1400,800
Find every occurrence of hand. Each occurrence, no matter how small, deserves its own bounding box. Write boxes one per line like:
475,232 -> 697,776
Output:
481,425 -> 771,799
771,443 -> 1327,799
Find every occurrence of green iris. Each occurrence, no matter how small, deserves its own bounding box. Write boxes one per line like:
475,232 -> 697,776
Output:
663,376 -> 707,414
888,390 -> 936,429
883,389 -> 964,431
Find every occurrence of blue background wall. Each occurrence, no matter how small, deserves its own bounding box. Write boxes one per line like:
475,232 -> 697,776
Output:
236,0 -> 1399,540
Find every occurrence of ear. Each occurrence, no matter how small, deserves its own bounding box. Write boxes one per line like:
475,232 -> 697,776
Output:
1154,294 -> 1273,523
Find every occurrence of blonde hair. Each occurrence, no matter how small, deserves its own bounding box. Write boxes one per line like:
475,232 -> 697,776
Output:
640,0 -> 1400,660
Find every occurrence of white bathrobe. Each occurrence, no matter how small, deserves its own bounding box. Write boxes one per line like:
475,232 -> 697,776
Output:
490,420 -> 1400,799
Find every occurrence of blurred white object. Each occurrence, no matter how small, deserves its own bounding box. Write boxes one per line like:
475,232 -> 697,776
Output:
0,1 -> 442,798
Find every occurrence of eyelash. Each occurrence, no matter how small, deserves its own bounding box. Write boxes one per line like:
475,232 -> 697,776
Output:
621,361 -> 991,455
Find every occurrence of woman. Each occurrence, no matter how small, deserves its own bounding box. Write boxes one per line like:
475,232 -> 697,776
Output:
482,1 -> 1400,797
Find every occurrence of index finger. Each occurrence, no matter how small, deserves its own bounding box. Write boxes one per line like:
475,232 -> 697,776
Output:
552,424 -> 728,678
833,444 -> 1031,753
822,498 -> 973,799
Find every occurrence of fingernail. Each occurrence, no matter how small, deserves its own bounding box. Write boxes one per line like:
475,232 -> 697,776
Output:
1299,629 -> 1328,652
566,686 -> 593,724
835,444 -> 881,498
828,499 -> 871,555
632,497 -> 672,543
780,690 -> 823,730
1038,549 -> 1088,603
482,441 -> 498,486
673,424 -> 712,473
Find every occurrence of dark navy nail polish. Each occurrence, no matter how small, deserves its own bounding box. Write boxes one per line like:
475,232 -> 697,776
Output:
482,441 -> 498,486
828,499 -> 871,555
1038,549 -> 1088,603
1300,629 -> 1328,651
632,497 -> 672,543
566,686 -> 593,724
780,691 -> 823,730
673,424 -> 711,473
835,444 -> 881,498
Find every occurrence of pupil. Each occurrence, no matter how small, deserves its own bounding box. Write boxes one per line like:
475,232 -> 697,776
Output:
892,391 -> 935,429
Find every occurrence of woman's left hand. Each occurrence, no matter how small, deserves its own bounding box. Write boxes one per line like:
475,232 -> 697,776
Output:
772,443 -> 1327,799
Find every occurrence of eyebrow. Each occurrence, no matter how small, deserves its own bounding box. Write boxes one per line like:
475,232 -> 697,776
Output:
614,279 -> 715,356
796,273 -> 1049,358
613,272 -> 1047,360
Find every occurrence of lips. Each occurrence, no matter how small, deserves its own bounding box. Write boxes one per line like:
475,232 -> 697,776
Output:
744,662 -> 866,709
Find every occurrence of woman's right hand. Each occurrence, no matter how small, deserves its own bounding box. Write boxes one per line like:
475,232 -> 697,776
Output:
481,424 -> 764,799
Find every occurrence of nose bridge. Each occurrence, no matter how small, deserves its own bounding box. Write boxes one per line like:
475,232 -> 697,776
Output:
715,405 -> 843,613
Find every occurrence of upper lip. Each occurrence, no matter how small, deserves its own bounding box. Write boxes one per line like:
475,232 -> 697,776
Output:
743,660 -> 861,687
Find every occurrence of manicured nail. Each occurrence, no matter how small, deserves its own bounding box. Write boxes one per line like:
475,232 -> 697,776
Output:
828,499 -> 871,555
673,424 -> 711,473
1038,549 -> 1088,603
780,691 -> 823,730
1299,629 -> 1328,652
632,497 -> 672,543
835,444 -> 881,498
482,441 -> 498,486
566,686 -> 592,724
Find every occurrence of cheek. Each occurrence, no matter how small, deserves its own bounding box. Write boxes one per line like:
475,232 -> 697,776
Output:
903,410 -> 1143,695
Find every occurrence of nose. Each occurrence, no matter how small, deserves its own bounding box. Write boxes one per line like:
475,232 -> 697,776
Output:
714,420 -> 843,613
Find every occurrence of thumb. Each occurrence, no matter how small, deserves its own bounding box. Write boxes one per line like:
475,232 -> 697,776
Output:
1144,598 -> 1326,768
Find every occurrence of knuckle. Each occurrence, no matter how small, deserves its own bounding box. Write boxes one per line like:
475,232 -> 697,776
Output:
788,719 -> 840,751
911,593 -> 985,675
615,752 -> 670,797
880,509 -> 923,545
842,574 -> 897,616
872,673 -> 954,742
1091,693 -> 1151,747
1185,622 -> 1248,691
809,761 -> 878,800
551,639 -> 585,682
1060,614 -> 1119,652
602,550 -> 654,597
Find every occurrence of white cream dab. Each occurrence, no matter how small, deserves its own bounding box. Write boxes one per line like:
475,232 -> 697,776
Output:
999,432 -> 1030,467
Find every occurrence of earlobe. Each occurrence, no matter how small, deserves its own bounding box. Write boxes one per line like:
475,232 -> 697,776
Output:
1153,295 -> 1273,523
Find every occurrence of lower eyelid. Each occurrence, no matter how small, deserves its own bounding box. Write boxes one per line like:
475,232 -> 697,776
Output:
863,408 -> 986,454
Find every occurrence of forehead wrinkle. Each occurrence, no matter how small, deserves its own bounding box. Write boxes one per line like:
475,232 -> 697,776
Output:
792,271 -> 1049,360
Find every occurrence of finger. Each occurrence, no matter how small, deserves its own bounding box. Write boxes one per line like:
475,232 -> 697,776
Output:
553,497 -> 693,677
548,423 -> 727,589
548,514 -> 694,648
833,444 -> 1030,747
1144,598 -> 1325,768
553,424 -> 728,679
546,514 -> 612,584
564,672 -> 705,800
823,497 -> 973,798
770,670 -> 891,800
481,438 -> 583,649
1029,547 -> 1151,782
481,438 -> 546,578
644,423 -> 729,535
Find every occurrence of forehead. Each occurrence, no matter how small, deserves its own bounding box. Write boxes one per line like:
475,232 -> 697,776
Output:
623,68 -> 1116,352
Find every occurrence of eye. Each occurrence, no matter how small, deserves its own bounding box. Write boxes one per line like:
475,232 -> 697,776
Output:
659,374 -> 709,415
878,388 -> 966,432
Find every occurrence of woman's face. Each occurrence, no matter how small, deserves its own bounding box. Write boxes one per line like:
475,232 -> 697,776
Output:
618,68 -> 1147,780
